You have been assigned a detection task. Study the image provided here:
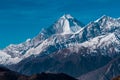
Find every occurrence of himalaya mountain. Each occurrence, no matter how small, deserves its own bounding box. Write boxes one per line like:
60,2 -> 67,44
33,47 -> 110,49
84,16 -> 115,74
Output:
78,56 -> 120,80
0,14 -> 120,79
0,14 -> 85,64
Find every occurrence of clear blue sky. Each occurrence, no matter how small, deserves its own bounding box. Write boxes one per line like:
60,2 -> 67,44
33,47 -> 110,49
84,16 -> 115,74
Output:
0,0 -> 120,49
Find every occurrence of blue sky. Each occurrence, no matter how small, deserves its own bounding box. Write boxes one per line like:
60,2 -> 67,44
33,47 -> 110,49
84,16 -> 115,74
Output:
0,0 -> 120,49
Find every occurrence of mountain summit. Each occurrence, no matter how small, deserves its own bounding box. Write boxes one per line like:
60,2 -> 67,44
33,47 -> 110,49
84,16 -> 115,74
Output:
1,14 -> 120,64
0,14 -> 120,79
59,14 -> 84,34
1,14 -> 85,64
40,14 -> 84,35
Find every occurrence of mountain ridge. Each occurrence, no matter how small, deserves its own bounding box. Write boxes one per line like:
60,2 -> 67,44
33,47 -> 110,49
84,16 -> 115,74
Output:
1,14 -> 120,64
0,14 -> 120,79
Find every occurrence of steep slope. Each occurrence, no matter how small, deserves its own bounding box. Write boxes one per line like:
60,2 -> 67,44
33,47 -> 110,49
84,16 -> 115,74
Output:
10,15 -> 120,77
1,14 -> 120,78
78,57 -> 120,80
68,33 -> 120,57
12,32 -> 120,77
2,15 -> 120,65
73,15 -> 120,42
22,14 -> 84,58
12,51 -> 111,77
0,50 -> 20,65
1,14 -> 84,65
21,15 -> 120,59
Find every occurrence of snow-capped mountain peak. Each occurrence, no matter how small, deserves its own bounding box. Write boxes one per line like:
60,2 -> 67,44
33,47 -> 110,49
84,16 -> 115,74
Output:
58,14 -> 73,34
83,15 -> 120,40
52,14 -> 84,34
1,14 -> 120,66
95,15 -> 113,22
60,14 -> 74,19
31,14 -> 84,46
94,15 -> 120,25
96,15 -> 120,32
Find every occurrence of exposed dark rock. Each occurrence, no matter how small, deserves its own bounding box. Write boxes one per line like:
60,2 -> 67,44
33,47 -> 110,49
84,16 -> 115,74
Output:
112,75 -> 120,80
0,66 -> 77,80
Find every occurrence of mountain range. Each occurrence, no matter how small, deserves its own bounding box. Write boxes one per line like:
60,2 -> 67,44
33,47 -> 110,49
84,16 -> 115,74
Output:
0,14 -> 120,80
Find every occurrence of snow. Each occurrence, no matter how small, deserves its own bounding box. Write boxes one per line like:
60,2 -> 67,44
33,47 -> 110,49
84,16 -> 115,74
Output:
95,15 -> 120,30
0,51 -> 11,64
98,33 -> 119,46
67,33 -> 120,56
62,19 -> 72,34
61,14 -> 74,19
26,38 -> 31,42
58,14 -> 82,35
80,33 -> 119,48
22,39 -> 52,58
0,50 -> 21,65
1,14 -> 120,65
95,15 -> 107,22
